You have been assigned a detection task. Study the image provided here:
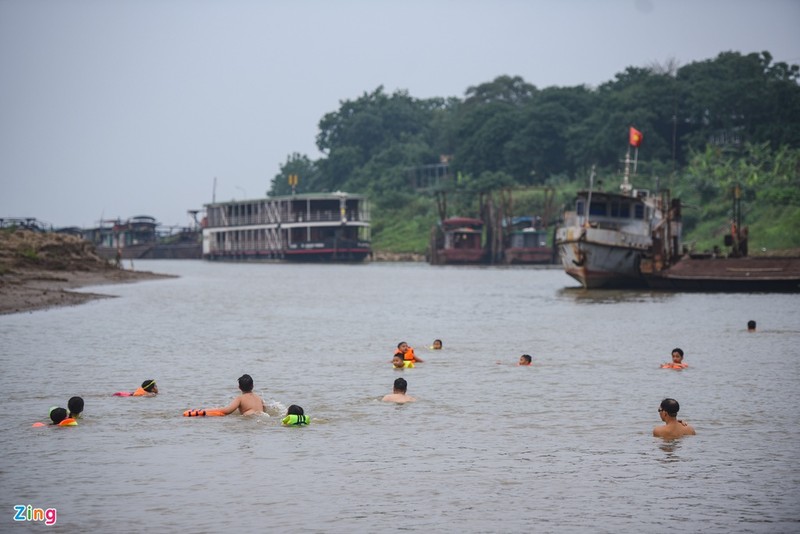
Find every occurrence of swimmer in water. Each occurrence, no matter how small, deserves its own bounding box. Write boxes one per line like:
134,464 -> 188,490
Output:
661,348 -> 687,369
133,379 -> 159,396
282,404 -> 309,426
395,341 -> 424,363
32,407 -> 77,427
518,354 -> 532,366
392,354 -> 414,369
747,320 -> 756,332
382,377 -> 416,404
49,407 -> 77,426
68,396 -> 84,419
431,339 -> 443,350
206,374 -> 266,416
653,398 -> 695,439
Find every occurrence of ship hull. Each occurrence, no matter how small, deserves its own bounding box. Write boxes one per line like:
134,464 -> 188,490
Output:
556,226 -> 649,289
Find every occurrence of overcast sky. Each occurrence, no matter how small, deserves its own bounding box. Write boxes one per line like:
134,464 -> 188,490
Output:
1,0 -> 798,229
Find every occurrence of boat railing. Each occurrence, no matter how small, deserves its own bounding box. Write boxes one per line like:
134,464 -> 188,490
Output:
206,210 -> 366,227
287,210 -> 364,223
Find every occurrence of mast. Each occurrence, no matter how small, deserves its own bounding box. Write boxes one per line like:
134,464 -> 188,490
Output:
620,147 -> 633,196
584,165 -> 596,228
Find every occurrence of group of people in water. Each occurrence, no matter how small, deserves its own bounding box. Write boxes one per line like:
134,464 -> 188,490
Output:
395,338 -> 699,438
33,396 -> 84,427
36,323 -> 761,438
34,376 -> 308,428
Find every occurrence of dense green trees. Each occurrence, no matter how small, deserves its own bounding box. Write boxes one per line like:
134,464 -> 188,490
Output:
267,51 -> 800,253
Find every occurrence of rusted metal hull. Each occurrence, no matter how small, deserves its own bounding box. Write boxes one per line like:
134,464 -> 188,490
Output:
437,248 -> 488,264
505,247 -> 554,264
644,256 -> 800,292
556,226 -> 649,289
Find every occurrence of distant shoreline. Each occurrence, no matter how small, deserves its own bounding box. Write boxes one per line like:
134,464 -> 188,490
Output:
0,267 -> 174,315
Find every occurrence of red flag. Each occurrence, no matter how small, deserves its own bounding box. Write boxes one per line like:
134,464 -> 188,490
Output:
629,127 -> 643,147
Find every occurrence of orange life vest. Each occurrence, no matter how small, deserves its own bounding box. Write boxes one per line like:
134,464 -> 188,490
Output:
403,347 -> 417,361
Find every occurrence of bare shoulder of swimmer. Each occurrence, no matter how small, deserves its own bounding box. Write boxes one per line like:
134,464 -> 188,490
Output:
239,392 -> 265,414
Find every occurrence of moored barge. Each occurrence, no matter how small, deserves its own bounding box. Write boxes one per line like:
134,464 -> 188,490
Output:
642,255 -> 800,292
428,217 -> 487,265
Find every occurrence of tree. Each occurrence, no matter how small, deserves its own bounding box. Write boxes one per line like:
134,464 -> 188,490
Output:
268,153 -> 321,196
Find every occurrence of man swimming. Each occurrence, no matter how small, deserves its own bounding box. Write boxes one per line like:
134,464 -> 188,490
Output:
653,398 -> 696,439
208,374 -> 267,416
382,377 -> 416,404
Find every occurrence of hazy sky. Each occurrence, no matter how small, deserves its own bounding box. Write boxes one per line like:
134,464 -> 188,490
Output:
1,0 -> 798,229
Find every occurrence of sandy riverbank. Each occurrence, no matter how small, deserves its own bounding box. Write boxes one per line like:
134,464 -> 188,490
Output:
0,229 -> 173,315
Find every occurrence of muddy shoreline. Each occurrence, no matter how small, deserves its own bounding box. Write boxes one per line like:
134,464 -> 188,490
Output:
0,267 -> 174,315
0,228 -> 174,315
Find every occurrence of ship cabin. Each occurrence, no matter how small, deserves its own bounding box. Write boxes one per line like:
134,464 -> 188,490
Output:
565,190 -> 654,236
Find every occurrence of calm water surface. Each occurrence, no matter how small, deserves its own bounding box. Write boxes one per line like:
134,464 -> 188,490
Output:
1,261 -> 798,533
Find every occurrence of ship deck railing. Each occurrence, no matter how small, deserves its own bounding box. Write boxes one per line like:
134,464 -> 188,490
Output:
207,211 -> 367,228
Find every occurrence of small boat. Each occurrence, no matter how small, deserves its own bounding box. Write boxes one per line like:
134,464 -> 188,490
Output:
429,217 -> 487,265
503,216 -> 554,264
555,126 -> 682,288
555,171 -> 680,288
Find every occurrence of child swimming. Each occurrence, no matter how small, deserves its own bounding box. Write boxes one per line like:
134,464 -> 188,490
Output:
281,404 -> 310,426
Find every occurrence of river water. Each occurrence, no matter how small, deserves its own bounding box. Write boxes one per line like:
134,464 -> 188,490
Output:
1,261 -> 798,533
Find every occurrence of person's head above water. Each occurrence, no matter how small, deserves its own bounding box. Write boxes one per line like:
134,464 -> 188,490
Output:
392,354 -> 405,368
393,377 -> 408,393
141,379 -> 158,394
68,396 -> 84,417
432,339 -> 443,350
747,320 -> 757,332
670,348 -> 684,363
238,374 -> 254,393
287,404 -> 304,416
50,407 -> 67,425
519,354 -> 532,365
659,398 -> 680,418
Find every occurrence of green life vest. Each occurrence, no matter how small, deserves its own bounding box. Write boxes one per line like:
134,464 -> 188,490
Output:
282,414 -> 309,426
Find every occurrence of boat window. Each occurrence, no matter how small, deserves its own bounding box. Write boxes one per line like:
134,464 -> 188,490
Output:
589,201 -> 607,217
576,200 -> 585,216
620,203 -> 631,218
634,204 -> 645,219
610,201 -> 619,217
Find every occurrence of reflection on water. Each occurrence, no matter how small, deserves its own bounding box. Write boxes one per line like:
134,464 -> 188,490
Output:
557,286 -> 678,304
1,261 -> 798,532
657,439 -> 685,462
